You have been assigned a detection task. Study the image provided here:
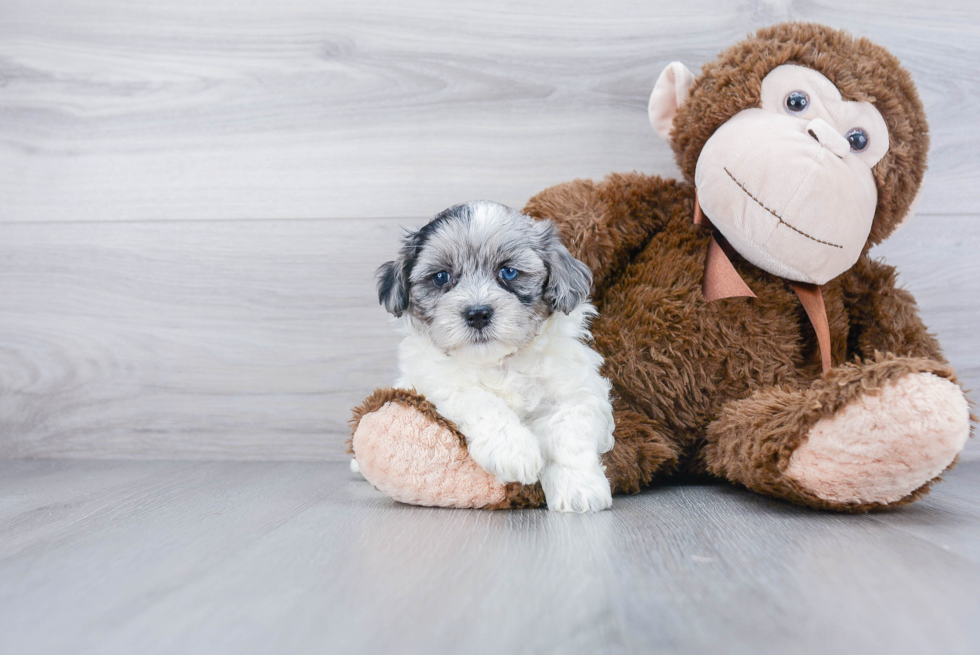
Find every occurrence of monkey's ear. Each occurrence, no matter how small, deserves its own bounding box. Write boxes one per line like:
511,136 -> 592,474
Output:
648,62 -> 696,141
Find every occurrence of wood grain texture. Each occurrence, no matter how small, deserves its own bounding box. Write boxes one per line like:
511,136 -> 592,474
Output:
1,459 -> 979,654
0,218 -> 402,459
0,1 -> 977,460
1,0 -> 979,222
0,212 -> 976,461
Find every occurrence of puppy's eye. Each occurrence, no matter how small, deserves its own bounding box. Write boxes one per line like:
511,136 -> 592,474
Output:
845,128 -> 870,153
784,90 -> 809,114
498,267 -> 519,281
433,271 -> 451,287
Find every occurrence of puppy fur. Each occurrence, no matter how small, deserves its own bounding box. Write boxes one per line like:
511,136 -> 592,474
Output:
375,201 -> 615,512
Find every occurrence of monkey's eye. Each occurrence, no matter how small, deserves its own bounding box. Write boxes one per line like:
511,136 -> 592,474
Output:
433,271 -> 452,287
498,267 -> 519,281
845,128 -> 870,153
784,91 -> 809,114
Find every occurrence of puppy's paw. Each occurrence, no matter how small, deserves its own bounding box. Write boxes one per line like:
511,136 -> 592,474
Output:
468,425 -> 543,485
598,407 -> 616,454
598,425 -> 616,454
540,462 -> 613,513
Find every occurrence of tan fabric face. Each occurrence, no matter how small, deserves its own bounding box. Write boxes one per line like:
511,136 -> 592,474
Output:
761,65 -> 889,166
694,65 -> 887,285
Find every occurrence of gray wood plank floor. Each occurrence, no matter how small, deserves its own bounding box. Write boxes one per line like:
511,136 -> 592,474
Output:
1,458 -> 979,655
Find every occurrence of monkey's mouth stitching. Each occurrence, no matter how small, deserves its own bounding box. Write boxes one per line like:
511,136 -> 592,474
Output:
723,167 -> 843,249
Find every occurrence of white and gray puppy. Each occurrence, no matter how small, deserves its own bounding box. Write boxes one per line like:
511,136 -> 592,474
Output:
375,200 -> 615,512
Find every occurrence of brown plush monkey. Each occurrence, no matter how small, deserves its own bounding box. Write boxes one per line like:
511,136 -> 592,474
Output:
350,23 -> 971,512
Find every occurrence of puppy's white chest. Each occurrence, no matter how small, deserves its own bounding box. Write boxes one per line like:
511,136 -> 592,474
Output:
475,367 -> 541,417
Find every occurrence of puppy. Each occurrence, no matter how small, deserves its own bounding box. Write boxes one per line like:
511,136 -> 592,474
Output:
372,200 -> 615,512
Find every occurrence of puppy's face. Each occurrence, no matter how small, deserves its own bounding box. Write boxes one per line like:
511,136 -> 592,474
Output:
377,201 -> 592,359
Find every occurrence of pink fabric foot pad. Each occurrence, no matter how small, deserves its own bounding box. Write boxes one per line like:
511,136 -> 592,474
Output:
351,401 -> 508,508
787,372 -> 971,505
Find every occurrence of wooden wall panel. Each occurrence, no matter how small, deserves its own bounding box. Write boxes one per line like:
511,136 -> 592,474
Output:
0,213 -> 975,460
1,0 -> 979,222
0,218 -> 402,459
0,0 -> 977,459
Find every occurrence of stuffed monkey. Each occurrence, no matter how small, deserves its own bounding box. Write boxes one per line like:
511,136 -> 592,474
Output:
350,23 -> 972,512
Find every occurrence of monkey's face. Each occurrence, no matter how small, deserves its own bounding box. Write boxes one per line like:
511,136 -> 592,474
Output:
693,65 -> 890,285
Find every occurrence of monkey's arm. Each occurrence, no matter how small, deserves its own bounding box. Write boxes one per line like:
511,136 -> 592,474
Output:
523,173 -> 692,295
840,256 -> 945,362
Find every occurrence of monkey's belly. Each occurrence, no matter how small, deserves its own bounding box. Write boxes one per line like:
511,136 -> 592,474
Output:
592,225 -> 820,433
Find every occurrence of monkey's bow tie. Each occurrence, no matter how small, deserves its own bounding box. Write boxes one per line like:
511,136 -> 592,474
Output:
693,191 -> 833,373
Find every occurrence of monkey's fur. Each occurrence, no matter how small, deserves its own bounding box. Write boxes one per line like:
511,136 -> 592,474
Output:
350,23 -> 971,512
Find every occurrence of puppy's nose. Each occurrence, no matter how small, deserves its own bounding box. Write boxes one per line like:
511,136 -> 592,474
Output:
465,305 -> 493,330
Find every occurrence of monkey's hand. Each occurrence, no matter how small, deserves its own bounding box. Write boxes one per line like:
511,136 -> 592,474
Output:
350,388 -> 513,508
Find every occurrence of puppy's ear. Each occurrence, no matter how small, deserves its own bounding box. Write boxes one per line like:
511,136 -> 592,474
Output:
538,220 -> 593,314
377,230 -> 419,317
376,259 -> 409,317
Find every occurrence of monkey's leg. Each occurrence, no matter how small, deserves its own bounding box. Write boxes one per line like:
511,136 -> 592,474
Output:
700,356 -> 970,511
602,399 -> 683,495
349,390 -> 681,509
349,388 -> 521,509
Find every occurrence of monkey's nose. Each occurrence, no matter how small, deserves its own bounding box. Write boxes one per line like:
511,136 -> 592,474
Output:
465,305 -> 493,330
806,118 -> 851,158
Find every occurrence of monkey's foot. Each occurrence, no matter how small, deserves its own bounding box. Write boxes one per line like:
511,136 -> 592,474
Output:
349,388 -> 545,509
786,372 -> 970,506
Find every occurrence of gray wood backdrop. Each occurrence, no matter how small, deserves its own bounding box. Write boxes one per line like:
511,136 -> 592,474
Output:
1,0 -> 977,460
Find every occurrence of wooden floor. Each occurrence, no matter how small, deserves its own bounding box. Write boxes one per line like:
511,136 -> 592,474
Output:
2,458 -> 979,655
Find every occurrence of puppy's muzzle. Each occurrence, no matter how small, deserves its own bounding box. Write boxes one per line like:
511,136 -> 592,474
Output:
465,305 -> 493,330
